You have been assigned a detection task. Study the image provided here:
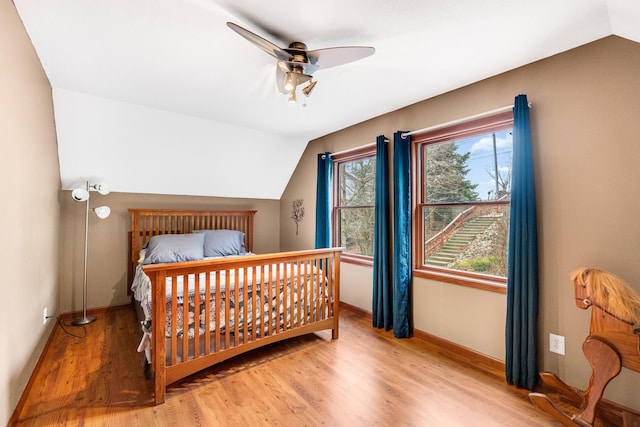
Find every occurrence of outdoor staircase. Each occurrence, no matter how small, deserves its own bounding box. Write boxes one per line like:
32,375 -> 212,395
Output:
425,216 -> 499,267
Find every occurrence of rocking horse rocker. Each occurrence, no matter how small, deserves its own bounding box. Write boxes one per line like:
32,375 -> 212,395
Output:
529,268 -> 640,426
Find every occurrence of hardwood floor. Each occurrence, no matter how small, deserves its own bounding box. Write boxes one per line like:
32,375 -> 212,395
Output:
11,305 -> 564,426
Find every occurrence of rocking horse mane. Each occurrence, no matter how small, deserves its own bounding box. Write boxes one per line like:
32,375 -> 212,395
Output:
571,267 -> 640,325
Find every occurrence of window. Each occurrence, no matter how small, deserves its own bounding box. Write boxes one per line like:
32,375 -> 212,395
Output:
414,111 -> 513,291
332,147 -> 376,265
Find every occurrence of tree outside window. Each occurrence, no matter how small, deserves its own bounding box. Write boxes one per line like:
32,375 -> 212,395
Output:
332,147 -> 376,264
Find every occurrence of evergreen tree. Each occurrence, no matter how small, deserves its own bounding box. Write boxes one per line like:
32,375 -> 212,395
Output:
425,142 -> 478,202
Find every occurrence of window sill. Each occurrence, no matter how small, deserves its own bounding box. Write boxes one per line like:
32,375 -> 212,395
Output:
413,268 -> 507,294
341,253 -> 374,267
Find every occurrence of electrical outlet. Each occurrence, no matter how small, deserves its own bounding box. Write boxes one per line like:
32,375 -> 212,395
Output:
43,307 -> 48,325
550,333 -> 565,355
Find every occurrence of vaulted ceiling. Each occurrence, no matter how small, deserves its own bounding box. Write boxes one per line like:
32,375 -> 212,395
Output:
14,0 -> 640,199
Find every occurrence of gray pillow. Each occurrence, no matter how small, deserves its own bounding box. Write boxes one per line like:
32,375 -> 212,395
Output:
192,229 -> 246,257
142,233 -> 205,265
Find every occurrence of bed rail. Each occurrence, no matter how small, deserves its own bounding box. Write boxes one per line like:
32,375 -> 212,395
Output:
142,247 -> 341,404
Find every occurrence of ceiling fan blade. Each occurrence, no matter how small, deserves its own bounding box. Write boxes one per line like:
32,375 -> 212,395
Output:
227,22 -> 292,62
307,46 -> 375,70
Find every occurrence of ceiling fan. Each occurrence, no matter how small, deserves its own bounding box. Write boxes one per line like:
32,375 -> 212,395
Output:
227,22 -> 375,104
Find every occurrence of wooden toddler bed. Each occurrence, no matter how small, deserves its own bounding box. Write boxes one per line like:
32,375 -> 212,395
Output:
129,209 -> 342,405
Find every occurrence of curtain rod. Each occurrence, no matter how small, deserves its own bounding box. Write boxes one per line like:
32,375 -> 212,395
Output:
401,102 -> 532,139
327,137 -> 388,157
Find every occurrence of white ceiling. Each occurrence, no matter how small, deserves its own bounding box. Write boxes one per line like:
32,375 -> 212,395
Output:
13,0 -> 640,199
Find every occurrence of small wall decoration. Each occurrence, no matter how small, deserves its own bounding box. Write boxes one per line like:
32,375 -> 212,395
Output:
291,199 -> 304,236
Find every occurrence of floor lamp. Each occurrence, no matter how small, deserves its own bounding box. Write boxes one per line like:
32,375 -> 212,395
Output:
71,181 -> 111,326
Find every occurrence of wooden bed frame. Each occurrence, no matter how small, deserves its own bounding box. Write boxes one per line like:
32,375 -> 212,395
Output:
129,209 -> 342,405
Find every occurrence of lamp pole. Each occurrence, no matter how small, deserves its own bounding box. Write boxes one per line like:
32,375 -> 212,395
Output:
72,181 -> 96,325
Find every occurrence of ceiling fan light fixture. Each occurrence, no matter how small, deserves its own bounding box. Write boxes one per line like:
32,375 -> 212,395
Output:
284,72 -> 295,92
288,89 -> 297,104
302,80 -> 317,97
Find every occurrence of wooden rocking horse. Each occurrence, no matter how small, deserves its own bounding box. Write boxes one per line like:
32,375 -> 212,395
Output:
529,267 -> 640,426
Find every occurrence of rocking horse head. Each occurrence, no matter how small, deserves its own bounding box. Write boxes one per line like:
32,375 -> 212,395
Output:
571,267 -> 640,327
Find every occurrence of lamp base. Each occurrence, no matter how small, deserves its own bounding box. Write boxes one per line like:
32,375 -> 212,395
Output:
71,315 -> 96,326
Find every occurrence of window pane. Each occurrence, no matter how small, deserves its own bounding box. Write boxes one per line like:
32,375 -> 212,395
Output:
424,130 -> 512,203
338,158 -> 376,206
422,204 -> 510,277
337,207 -> 375,256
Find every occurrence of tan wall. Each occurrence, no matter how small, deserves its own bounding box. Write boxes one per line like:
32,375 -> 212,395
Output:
280,35 -> 640,409
0,1 -> 61,424
58,192 -> 280,313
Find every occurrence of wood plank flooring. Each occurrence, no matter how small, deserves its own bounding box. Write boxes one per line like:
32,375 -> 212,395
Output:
11,305 -> 565,426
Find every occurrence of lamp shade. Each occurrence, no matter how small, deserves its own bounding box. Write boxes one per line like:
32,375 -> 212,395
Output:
93,206 -> 111,219
92,183 -> 110,195
71,188 -> 89,202
284,73 -> 295,91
